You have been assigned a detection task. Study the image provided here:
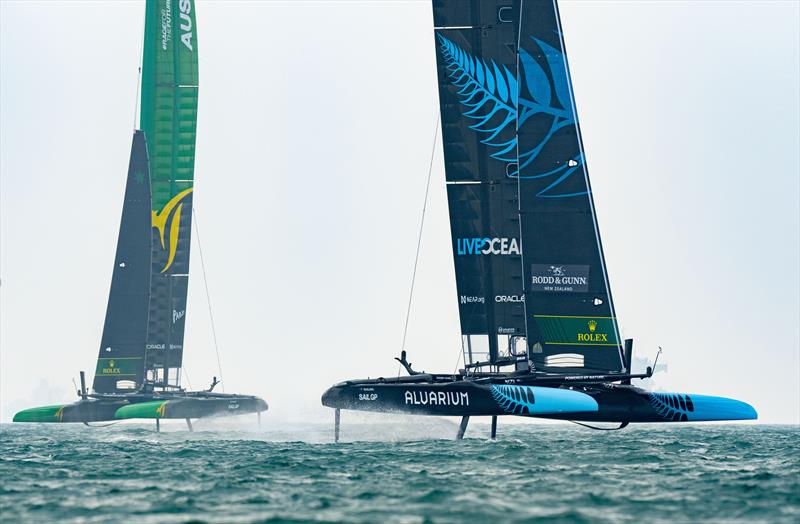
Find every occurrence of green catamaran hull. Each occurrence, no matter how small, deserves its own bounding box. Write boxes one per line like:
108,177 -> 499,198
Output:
14,396 -> 267,423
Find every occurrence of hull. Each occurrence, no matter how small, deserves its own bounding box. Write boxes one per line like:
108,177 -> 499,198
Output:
12,401 -> 128,423
321,378 -> 757,423
13,393 -> 268,423
114,396 -> 268,420
322,380 -> 597,417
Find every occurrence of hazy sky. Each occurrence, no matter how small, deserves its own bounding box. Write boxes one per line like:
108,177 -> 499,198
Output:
1,1 -> 798,425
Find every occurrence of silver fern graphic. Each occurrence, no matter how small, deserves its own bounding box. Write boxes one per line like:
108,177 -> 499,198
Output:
491,385 -> 536,415
437,34 -> 518,163
647,393 -> 694,422
437,34 -> 587,197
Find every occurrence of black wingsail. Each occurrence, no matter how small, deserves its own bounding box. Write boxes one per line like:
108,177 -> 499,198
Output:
516,0 -> 624,372
432,0 -> 624,373
93,131 -> 152,393
433,0 -> 527,366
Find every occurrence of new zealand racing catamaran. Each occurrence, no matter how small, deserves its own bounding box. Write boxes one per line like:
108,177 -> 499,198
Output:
321,0 -> 755,440
14,0 -> 267,430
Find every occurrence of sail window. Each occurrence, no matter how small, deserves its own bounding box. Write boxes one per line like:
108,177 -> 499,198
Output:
167,368 -> 181,387
511,336 -> 527,356
497,335 -> 513,358
462,335 -> 490,365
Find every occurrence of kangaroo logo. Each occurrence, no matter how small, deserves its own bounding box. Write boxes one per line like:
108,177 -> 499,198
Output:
152,188 -> 193,273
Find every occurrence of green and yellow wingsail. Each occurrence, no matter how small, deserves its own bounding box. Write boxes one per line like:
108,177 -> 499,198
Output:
140,0 -> 199,386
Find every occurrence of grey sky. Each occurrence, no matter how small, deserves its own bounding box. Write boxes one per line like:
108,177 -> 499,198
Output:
1,1 -> 798,424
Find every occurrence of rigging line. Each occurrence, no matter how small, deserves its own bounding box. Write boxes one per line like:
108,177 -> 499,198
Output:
182,366 -> 193,391
132,3 -> 146,130
192,208 -> 225,393
452,338 -> 464,376
400,113 -> 440,353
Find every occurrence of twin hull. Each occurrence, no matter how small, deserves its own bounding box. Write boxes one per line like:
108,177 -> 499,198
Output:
13,395 -> 268,423
321,381 -> 757,423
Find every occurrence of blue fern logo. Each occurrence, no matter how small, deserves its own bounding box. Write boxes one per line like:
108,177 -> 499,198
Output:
647,393 -> 695,422
491,385 -> 537,415
437,34 -> 586,198
436,34 -> 518,163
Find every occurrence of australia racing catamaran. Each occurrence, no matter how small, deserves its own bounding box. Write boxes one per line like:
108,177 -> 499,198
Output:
14,0 -> 267,430
321,0 -> 756,440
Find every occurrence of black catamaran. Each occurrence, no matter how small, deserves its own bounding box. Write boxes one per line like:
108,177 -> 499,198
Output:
322,0 -> 756,439
14,0 -> 267,429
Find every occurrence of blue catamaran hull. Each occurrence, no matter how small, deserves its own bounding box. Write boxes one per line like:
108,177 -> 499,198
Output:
321,379 -> 756,424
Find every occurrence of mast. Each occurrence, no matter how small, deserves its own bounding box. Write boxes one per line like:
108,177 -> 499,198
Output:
92,131 -> 152,393
140,0 -> 200,388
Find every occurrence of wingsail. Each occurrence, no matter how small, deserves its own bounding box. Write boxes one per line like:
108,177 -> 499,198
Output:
432,0 -> 527,366
92,131 -> 152,394
516,0 -> 625,373
140,0 -> 200,387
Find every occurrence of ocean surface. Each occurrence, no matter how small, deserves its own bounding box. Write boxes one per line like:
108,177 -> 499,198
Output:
1,419 -> 797,523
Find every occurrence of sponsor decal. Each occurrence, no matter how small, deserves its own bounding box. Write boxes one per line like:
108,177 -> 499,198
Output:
531,264 -> 590,293
172,309 -> 185,324
228,401 -> 240,410
404,390 -> 469,406
103,359 -> 121,375
495,295 -> 524,303
358,394 -> 378,401
497,327 -> 517,334
460,295 -> 485,305
457,237 -> 520,256
577,320 -> 608,343
178,0 -> 194,51
160,1 -> 172,51
533,315 -> 619,347
95,357 -> 141,377
146,343 -> 183,350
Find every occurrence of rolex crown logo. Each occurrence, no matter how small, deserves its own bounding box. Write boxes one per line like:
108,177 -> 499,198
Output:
588,320 -> 597,333
109,360 -> 115,368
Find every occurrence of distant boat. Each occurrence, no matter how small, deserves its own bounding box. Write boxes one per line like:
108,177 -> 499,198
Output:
14,0 -> 267,430
322,0 -> 755,439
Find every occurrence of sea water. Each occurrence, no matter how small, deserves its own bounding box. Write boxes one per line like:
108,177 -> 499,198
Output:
1,421 -> 797,523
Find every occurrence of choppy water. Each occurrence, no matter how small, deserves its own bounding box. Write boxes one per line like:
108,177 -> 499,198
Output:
1,419 -> 797,523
